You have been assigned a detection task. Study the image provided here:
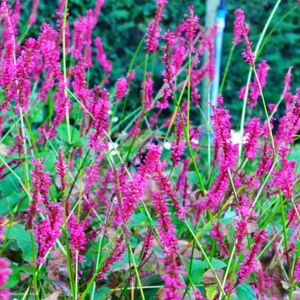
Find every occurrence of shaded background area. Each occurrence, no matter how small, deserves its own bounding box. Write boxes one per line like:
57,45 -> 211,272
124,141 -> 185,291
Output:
14,0 -> 300,126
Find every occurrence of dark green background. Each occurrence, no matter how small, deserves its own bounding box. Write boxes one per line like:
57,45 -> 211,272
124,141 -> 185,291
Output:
14,0 -> 300,126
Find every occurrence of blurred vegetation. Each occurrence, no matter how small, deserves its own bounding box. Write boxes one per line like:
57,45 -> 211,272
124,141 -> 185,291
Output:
13,0 -> 300,127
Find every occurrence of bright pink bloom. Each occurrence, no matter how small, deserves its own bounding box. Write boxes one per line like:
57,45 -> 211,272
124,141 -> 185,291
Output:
94,37 -> 112,73
48,80 -> 70,139
234,206 -> 256,254
0,258 -> 11,300
210,222 -> 228,257
143,72 -> 154,110
112,165 -> 148,226
158,30 -> 176,109
137,143 -> 162,177
273,145 -> 295,200
234,219 -> 248,254
242,24 -> 255,66
176,159 -> 190,205
248,60 -> 268,107
276,94 -> 300,146
38,24 -> 62,101
152,191 -> 185,299
68,215 -> 87,262
194,289 -> 208,300
233,9 -> 245,45
93,0 -> 105,21
145,0 -> 168,52
115,77 -> 128,101
140,227 -> 154,263
34,203 -> 64,263
5,37 -> 40,111
237,230 -> 267,283
0,0 -> 18,43
154,161 -> 186,219
244,117 -> 261,160
29,0 -> 39,26
89,89 -> 110,151
257,123 -> 274,177
26,159 -> 52,229
127,70 -> 135,84
268,103 -> 276,113
56,0 -> 65,16
84,162 -> 100,196
171,112 -> 185,166
206,96 -> 237,211
119,173 -> 147,223
233,10 -> 255,66
295,259 -> 300,282
71,63 -> 92,106
162,253 -> 186,300
184,6 -> 199,53
55,148 -> 67,194
0,1 -> 18,107
72,10 -> 95,66
172,37 -> 186,74
138,144 -> 185,219
282,67 -> 293,101
211,96 -> 237,170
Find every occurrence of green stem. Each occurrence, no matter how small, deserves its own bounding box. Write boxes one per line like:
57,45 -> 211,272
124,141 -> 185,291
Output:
62,0 -> 71,143
219,46 -> 235,94
184,221 -> 226,297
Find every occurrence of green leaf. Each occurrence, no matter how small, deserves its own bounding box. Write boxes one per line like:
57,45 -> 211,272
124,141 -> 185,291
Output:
128,213 -> 147,229
190,258 -> 227,284
206,284 -> 218,300
93,287 -> 111,299
236,283 -> 256,300
0,172 -> 21,199
0,194 -> 19,216
190,260 -> 207,284
4,264 -> 21,288
211,258 -> 227,269
6,224 -> 36,262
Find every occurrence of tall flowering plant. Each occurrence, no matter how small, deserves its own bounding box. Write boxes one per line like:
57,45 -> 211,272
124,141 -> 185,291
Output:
0,1 -> 299,299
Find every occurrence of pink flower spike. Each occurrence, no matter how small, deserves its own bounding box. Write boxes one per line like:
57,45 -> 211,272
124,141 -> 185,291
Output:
145,0 -> 168,52
143,72 -> 154,110
233,9 -> 245,45
68,215 -> 87,262
244,117 -> 261,160
158,30 -> 176,109
295,258 -> 300,282
29,0 -> 39,26
249,60 -> 268,107
115,77 -> 128,101
237,230 -> 267,284
94,37 -> 112,73
210,222 -> 228,257
184,6 -> 199,53
34,203 -> 64,263
26,159 -> 52,230
55,148 -> 67,194
93,0 -> 105,22
0,258 -> 11,300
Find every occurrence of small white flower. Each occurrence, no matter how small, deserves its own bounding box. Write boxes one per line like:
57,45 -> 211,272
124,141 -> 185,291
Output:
230,130 -> 246,145
109,142 -> 119,155
163,142 -> 171,150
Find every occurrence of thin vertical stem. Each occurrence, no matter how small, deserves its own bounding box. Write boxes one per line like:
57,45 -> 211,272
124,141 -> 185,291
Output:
62,0 -> 71,143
